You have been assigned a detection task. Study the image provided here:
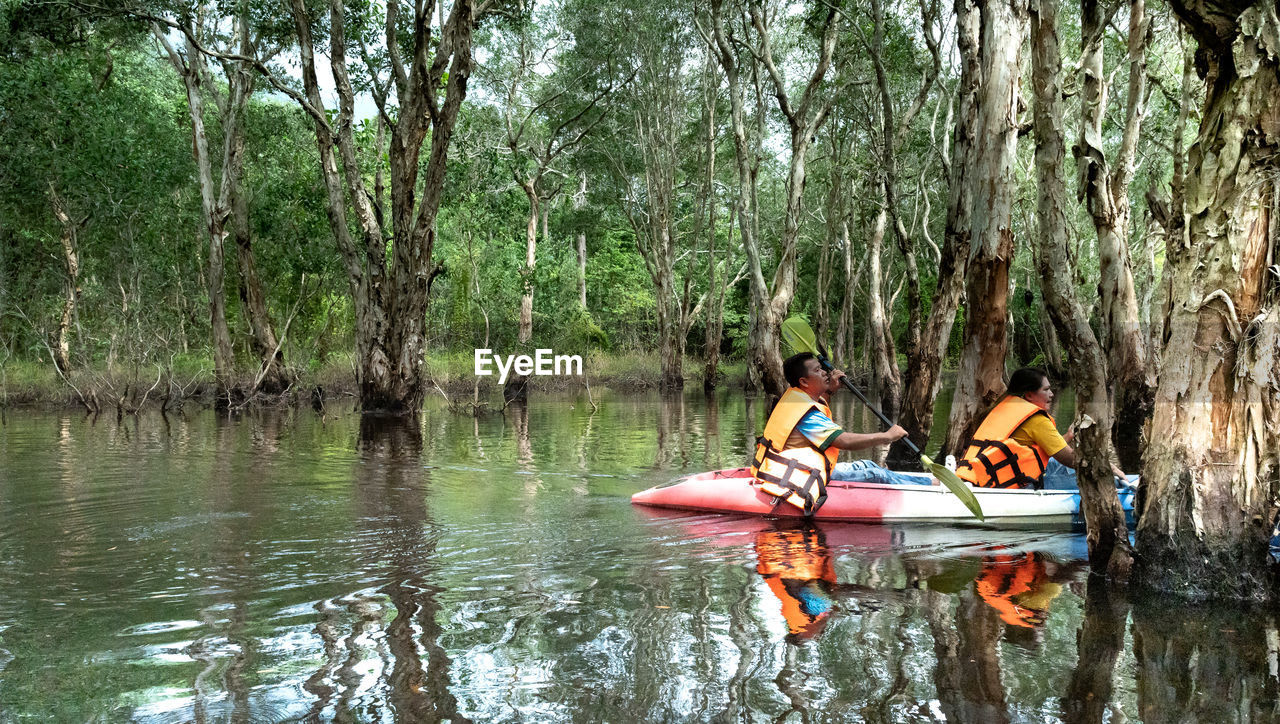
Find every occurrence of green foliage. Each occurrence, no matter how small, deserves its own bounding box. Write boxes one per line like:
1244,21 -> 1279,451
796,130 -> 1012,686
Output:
0,0 -> 1198,396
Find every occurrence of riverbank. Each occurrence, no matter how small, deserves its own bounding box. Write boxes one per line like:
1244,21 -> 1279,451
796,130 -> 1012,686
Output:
0,351 -> 751,412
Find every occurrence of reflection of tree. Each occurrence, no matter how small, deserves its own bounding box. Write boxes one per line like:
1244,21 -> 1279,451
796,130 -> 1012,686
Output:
334,416 -> 468,722
186,412 -> 257,722
1062,580 -> 1128,723
702,390 -> 721,470
654,392 -> 687,470
925,589 -> 1010,724
1133,601 -> 1280,722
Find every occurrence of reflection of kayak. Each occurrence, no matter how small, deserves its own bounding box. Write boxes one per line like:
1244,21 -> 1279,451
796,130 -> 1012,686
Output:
631,467 -> 1136,526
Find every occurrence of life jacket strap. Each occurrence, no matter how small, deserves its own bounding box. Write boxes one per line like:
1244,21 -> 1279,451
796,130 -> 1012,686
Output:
751,439 -> 828,515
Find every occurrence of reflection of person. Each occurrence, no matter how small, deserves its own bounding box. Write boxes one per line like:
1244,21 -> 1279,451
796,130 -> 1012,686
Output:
755,526 -> 838,641
973,552 -> 1064,628
956,368 -> 1130,490
751,353 -> 909,514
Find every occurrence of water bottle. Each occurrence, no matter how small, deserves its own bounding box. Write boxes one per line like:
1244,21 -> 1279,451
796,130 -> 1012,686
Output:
945,455 -> 957,471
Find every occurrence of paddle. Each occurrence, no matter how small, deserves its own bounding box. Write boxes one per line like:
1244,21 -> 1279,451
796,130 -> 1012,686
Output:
780,316 -> 985,521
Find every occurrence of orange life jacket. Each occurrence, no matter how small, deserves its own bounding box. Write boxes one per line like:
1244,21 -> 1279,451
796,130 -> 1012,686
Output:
750,388 -> 841,515
955,396 -> 1054,489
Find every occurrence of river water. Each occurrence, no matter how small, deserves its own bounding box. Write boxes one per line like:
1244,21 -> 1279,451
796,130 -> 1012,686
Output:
0,392 -> 1276,722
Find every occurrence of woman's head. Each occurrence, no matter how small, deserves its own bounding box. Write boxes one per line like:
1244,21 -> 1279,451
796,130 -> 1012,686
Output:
1008,368 -> 1053,410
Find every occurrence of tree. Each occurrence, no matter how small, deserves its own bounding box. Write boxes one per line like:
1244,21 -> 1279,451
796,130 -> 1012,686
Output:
1134,0 -> 1280,601
1030,0 -> 1132,576
251,0 -> 498,413
700,0 -> 841,396
941,0 -> 1029,458
152,5 -> 290,396
1076,0 -> 1154,463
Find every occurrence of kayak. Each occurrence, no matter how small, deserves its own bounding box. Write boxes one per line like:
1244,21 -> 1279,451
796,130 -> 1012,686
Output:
631,467 -> 1136,526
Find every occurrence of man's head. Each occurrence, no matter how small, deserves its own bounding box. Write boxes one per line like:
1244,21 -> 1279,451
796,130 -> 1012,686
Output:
783,352 -> 828,395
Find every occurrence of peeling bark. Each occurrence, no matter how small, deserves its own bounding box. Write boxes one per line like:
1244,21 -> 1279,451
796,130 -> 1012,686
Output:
1135,0 -> 1280,601
867,206 -> 902,421
889,0 -> 978,467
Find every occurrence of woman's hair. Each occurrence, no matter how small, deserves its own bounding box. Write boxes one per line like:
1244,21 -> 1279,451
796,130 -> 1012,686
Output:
1007,368 -> 1050,397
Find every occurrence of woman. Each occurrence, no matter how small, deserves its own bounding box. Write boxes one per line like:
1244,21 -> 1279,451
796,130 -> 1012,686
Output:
955,368 -> 1128,490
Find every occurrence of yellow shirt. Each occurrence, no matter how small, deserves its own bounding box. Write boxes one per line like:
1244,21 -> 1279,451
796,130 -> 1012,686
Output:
1010,412 -> 1067,458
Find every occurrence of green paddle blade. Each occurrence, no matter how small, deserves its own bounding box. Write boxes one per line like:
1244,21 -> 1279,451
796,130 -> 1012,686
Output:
922,454 -> 985,521
781,316 -> 818,355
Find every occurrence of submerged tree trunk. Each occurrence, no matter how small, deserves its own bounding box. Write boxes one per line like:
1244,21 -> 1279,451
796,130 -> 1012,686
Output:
1134,0 -> 1280,601
941,0 -> 1028,458
1077,0 -> 1154,467
1031,0 -> 1133,576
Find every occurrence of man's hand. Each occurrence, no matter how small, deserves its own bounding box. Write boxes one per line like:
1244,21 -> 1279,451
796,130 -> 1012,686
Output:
884,424 -> 908,442
827,368 -> 846,394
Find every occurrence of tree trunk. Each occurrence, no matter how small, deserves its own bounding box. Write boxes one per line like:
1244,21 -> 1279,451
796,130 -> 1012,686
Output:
1077,0 -> 1154,467
48,186 -> 80,375
834,217 -> 855,364
1031,0 -> 1133,576
888,0 -> 977,467
162,29 -> 235,390
941,0 -> 1027,458
815,211 -> 834,346
1134,0 -> 1280,602
225,64 -> 289,394
576,176 -> 587,309
519,183 -> 538,345
705,0 -> 838,397
867,205 -> 902,421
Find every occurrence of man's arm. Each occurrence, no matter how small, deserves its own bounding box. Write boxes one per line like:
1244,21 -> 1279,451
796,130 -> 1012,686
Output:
829,425 -> 908,452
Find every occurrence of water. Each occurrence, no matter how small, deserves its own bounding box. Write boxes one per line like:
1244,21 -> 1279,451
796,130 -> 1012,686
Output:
0,393 -> 1275,722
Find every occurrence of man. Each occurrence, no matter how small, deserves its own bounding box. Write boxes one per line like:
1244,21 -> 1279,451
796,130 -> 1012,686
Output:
750,352 -> 909,515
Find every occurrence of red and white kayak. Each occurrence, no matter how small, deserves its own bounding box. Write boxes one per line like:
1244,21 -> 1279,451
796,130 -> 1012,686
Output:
631,467 -> 1136,525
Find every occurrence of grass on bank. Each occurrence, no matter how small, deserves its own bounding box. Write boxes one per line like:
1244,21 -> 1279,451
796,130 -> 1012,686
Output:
0,351 -> 750,410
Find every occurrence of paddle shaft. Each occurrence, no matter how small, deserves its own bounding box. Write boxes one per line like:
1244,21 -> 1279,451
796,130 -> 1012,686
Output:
814,353 -> 923,457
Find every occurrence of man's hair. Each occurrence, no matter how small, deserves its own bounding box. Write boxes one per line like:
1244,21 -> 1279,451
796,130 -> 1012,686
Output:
783,352 -> 817,387
1008,368 -> 1050,396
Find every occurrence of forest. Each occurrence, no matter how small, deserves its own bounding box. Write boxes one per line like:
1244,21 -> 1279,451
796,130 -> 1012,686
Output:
1,0 -> 1278,599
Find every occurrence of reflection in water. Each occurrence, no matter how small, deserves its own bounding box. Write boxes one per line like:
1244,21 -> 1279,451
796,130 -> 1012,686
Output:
1063,578 -> 1128,724
973,551 -> 1068,632
754,525 -> 838,641
354,416 -> 466,722
1134,599 -> 1280,722
4,395 -> 1280,720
